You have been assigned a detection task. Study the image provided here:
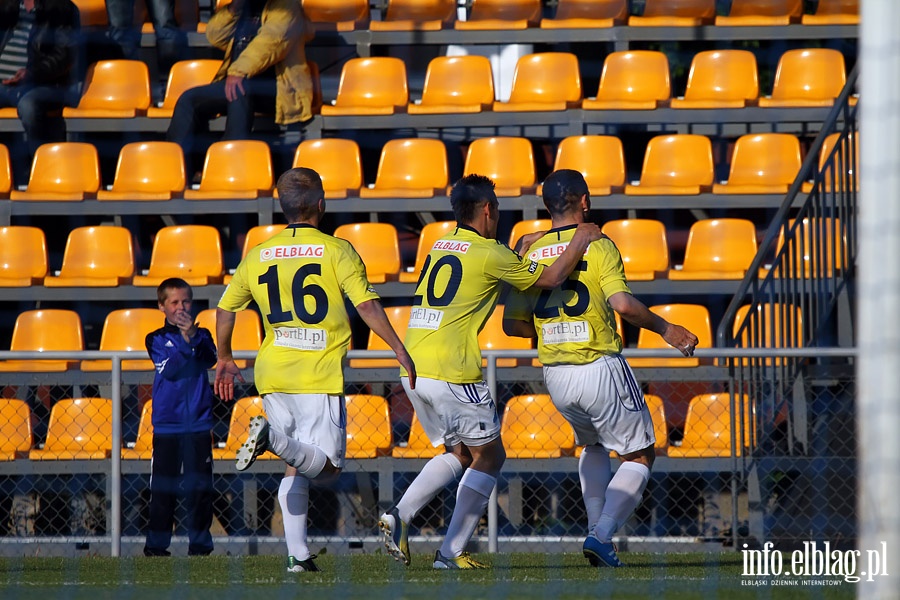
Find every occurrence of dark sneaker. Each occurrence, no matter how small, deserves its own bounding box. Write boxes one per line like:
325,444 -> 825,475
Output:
582,535 -> 624,567
143,547 -> 171,557
287,554 -> 320,573
378,507 -> 410,566
236,415 -> 270,471
432,549 -> 489,569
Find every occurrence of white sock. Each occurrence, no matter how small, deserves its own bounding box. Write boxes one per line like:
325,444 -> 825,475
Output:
440,469 -> 495,558
396,453 -> 464,523
579,445 -> 611,534
278,475 -> 310,560
592,461 -> 651,543
268,428 -> 328,478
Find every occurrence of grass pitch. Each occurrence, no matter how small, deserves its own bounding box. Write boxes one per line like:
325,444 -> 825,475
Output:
0,552 -> 855,599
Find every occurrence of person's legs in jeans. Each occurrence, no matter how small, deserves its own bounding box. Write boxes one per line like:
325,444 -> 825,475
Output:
105,0 -> 141,60
147,0 -> 187,75
167,80 -> 228,175
183,430 -> 214,555
222,76 -> 277,141
16,85 -> 67,158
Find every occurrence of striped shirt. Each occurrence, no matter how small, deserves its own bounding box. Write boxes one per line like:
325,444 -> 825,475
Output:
0,4 -> 34,82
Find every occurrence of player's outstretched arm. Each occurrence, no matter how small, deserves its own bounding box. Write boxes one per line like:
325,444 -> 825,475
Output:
356,299 -> 417,389
214,307 -> 245,400
532,223 -> 604,289
609,291 -> 699,357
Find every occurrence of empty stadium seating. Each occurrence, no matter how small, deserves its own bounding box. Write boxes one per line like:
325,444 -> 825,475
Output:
408,55 -> 495,114
501,394 -> 576,458
43,226 -> 134,287
0,310 -> 83,372
0,226 -> 47,287
131,225 -> 224,286
334,223 -> 402,283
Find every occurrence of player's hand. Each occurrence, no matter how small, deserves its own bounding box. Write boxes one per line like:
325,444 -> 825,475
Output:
2,69 -> 25,86
396,349 -> 416,390
214,358 -> 245,401
663,324 -> 700,357
224,75 -> 246,102
572,223 -> 605,246
514,231 -> 547,256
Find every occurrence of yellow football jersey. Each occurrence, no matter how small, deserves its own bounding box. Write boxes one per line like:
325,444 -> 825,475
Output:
218,223 -> 379,394
401,224 -> 543,384
505,224 -> 631,366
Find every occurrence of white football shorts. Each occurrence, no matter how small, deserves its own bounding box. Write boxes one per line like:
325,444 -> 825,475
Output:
262,392 -> 347,469
400,376 -> 501,448
543,354 -> 656,455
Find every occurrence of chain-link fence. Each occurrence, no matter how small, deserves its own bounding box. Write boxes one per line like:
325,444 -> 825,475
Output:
0,347 -> 856,556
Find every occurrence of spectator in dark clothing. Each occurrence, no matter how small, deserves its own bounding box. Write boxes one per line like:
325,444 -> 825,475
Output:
143,277 -> 217,557
0,0 -> 80,157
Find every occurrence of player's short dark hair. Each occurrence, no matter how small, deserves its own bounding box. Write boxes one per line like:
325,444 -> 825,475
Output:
277,167 -> 325,222
450,173 -> 498,225
157,277 -> 192,304
542,169 -> 590,217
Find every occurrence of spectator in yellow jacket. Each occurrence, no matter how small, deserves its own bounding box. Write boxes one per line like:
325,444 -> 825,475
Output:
167,0 -> 315,174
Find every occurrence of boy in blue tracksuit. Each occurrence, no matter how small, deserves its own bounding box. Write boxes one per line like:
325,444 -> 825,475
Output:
144,277 -> 217,556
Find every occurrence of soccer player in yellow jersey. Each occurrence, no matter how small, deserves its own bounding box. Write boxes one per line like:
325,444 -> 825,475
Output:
378,174 -> 603,569
214,167 -> 416,573
503,169 -> 699,568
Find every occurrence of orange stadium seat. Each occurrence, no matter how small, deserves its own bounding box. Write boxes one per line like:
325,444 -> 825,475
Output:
713,133 -> 802,195
408,55 -> 495,114
132,225 -> 224,286
625,134 -> 714,195
479,307 -> 532,367
183,140 -> 273,199
122,400 -> 153,460
97,141 -> 186,201
63,60 -> 151,117
0,399 -> 32,460
0,309 -> 83,372
548,135 -> 626,195
629,0 -> 716,26
803,132 -> 858,193
667,394 -> 752,458
601,219 -> 669,281
370,0 -> 456,30
670,50 -> 759,109
399,220 -> 455,283
455,0 -> 541,30
321,57 -> 408,116
0,143 -> 11,196
349,306 -> 410,368
196,308 -> 262,369
583,51 -> 670,110
10,142 -> 101,201
214,396 -> 278,460
0,226 -> 47,286
334,223 -> 402,283
501,394 -> 576,458
802,0 -> 858,25
359,138 -> 449,198
629,304 -> 712,368
463,137 -> 536,197
716,0 -> 802,26
72,0 -> 108,26
731,303 -> 804,366
292,138 -> 363,198
508,219 -> 551,250
766,217 -> 846,279
392,413 -> 443,458
29,397 -> 113,460
147,59 -> 221,118
80,308 -> 161,371
43,226 -> 134,287
493,52 -> 582,112
669,218 -> 758,280
758,49 -> 846,108
302,0 -> 370,31
345,394 -> 393,458
541,0 -> 628,28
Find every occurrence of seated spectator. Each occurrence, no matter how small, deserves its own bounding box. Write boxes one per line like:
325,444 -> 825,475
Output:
105,0 -> 187,80
0,0 -> 80,158
167,0 -> 315,176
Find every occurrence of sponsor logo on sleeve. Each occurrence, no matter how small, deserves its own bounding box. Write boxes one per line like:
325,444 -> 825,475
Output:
528,260 -> 538,274
260,245 -> 325,262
